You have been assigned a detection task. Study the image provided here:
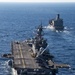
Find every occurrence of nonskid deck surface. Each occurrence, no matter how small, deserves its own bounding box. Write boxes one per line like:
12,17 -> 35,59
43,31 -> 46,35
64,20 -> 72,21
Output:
12,41 -> 41,69
11,41 -> 57,75
11,41 -> 70,70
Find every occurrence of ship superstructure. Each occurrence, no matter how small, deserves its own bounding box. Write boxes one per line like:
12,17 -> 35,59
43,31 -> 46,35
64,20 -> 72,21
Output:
49,14 -> 64,31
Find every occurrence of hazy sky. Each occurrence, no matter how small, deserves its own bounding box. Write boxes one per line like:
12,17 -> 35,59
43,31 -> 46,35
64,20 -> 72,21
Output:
0,0 -> 75,2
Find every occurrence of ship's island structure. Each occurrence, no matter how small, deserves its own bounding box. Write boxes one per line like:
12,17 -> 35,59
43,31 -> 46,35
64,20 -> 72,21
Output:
48,14 -> 64,31
2,25 -> 70,75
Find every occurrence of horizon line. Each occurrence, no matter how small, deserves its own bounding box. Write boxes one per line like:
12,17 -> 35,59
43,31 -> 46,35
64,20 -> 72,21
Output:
0,1 -> 75,3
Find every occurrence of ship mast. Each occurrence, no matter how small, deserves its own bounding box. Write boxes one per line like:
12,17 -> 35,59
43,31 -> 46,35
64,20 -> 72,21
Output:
31,24 -> 48,57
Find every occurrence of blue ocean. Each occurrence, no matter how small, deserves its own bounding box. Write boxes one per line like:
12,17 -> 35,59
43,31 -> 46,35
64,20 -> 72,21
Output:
0,2 -> 75,75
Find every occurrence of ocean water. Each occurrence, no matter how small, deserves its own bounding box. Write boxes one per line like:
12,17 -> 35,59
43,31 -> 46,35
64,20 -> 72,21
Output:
0,3 -> 75,75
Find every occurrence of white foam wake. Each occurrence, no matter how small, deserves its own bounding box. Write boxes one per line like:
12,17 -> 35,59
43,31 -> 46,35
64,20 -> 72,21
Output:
11,68 -> 18,75
5,60 -> 18,75
44,25 -> 55,32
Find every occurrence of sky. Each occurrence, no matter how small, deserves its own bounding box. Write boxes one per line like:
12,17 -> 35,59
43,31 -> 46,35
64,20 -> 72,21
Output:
0,0 -> 75,2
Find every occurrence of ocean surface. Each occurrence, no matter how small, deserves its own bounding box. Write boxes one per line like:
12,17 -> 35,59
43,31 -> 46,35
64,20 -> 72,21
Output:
0,2 -> 75,75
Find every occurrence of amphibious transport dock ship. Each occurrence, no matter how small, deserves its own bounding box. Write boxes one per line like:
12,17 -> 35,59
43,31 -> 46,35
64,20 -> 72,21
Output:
2,25 -> 69,75
48,14 -> 64,31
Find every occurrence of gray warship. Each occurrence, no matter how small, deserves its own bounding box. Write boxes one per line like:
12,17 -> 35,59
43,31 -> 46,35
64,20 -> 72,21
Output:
48,14 -> 64,31
2,25 -> 70,75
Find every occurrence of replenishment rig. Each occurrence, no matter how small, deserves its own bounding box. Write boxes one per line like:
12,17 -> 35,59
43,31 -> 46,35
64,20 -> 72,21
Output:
2,25 -> 70,75
48,14 -> 64,31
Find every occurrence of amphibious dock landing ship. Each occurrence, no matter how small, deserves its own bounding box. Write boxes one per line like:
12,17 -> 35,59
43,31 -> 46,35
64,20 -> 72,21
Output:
48,14 -> 64,31
2,25 -> 69,75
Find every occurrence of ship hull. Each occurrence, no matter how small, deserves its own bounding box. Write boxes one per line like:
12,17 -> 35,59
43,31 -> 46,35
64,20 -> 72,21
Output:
48,24 -> 64,31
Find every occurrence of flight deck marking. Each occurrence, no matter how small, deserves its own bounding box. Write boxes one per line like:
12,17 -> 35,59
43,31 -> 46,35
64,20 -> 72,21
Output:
19,44 -> 26,68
